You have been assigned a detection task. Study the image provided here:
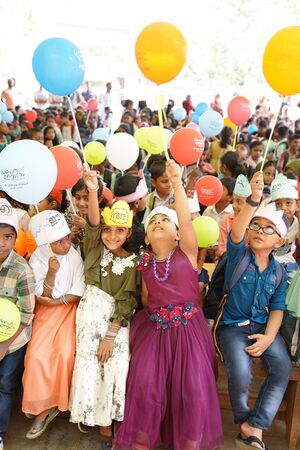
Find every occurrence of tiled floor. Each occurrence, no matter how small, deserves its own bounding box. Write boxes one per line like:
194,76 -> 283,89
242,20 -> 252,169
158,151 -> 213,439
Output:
4,406 -> 300,450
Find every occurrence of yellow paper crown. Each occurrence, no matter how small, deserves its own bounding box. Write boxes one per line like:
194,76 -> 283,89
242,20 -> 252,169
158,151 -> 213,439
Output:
101,200 -> 133,228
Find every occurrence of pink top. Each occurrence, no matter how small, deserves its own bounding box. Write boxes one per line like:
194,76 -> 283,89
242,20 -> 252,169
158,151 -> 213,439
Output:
215,213 -> 236,261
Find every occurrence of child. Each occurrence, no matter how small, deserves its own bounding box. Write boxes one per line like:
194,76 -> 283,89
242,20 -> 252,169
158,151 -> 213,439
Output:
0,200 -> 35,450
43,125 -> 59,148
220,151 -> 247,179
114,160 -> 223,450
216,174 -> 251,260
69,168 -> 138,447
37,189 -> 68,213
60,111 -> 74,141
145,157 -> 174,215
246,141 -> 264,169
22,210 -> 85,439
216,172 -> 292,450
114,172 -> 148,253
271,174 -> 299,279
277,133 -> 300,173
252,161 -> 276,199
202,177 -> 235,225
236,142 -> 250,163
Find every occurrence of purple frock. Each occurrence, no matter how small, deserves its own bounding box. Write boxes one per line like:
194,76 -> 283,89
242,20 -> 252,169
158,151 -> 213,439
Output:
114,247 -> 223,450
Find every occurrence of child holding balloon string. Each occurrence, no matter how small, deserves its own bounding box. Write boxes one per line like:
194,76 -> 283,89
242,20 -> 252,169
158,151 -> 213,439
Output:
114,159 -> 223,450
69,166 -> 138,447
22,210 -> 85,440
0,199 -> 35,450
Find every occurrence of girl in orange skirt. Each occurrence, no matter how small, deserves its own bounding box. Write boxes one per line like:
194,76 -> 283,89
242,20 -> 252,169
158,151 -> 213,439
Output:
22,210 -> 85,440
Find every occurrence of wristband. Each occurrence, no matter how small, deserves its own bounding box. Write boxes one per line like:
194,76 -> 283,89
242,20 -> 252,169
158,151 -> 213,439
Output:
246,196 -> 260,207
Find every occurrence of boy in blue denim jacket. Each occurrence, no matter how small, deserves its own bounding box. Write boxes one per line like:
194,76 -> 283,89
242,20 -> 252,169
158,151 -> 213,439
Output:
217,171 -> 292,450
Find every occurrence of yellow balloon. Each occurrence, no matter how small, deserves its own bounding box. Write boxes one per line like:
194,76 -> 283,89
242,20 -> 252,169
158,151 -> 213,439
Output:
223,117 -> 236,131
135,22 -> 187,85
144,126 -> 168,154
84,141 -> 106,166
0,298 -> 21,342
134,127 -> 149,150
263,26 -> 300,96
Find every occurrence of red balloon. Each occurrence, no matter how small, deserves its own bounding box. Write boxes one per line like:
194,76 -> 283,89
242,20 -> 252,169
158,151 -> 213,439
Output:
195,176 -> 223,206
87,98 -> 99,111
227,96 -> 251,125
79,100 -> 88,109
50,145 -> 83,189
103,186 -> 114,204
25,110 -> 37,122
170,128 -> 204,166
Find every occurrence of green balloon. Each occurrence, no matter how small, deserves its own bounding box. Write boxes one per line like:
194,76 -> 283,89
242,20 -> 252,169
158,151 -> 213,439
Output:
0,297 -> 21,342
192,216 -> 219,248
84,141 -> 106,165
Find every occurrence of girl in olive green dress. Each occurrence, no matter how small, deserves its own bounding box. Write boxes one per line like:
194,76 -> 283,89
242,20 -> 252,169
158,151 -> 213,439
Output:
69,167 -> 138,445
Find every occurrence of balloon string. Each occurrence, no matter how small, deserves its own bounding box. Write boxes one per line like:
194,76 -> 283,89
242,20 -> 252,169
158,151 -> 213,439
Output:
158,108 -> 169,160
260,100 -> 283,170
232,125 -> 238,150
35,204 -> 54,255
142,153 -> 150,173
66,189 -> 77,215
67,96 -> 87,164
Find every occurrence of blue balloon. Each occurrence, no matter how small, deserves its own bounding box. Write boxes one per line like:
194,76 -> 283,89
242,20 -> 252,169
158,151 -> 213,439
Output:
32,38 -> 85,96
173,108 -> 186,121
92,127 -> 110,142
195,102 -> 209,117
0,102 -> 7,114
198,111 -> 224,137
2,111 -> 14,124
191,113 -> 200,124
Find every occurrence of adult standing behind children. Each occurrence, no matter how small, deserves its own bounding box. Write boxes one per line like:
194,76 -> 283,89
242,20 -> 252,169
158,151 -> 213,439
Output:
216,172 -> 292,450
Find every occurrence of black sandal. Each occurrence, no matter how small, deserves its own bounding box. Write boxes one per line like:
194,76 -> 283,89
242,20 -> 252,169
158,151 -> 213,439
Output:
235,433 -> 268,450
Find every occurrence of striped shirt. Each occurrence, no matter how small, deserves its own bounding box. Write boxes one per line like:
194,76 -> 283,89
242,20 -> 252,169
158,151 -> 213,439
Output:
0,250 -> 35,354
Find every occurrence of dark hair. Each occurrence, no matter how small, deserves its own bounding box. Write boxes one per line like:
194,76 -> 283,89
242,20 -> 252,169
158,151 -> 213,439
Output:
60,111 -> 69,118
284,171 -> 298,181
0,191 -> 29,211
149,158 -> 167,180
258,119 -> 268,128
220,151 -> 247,178
249,140 -> 264,151
251,160 -> 275,178
146,154 -> 165,171
113,174 -> 141,198
46,191 -> 69,213
43,126 -> 59,146
220,177 -> 235,196
114,123 -> 131,134
0,223 -> 17,237
20,130 -> 30,140
289,133 -> 300,142
276,125 -> 289,139
27,128 -> 42,139
71,177 -> 103,197
220,126 -> 233,148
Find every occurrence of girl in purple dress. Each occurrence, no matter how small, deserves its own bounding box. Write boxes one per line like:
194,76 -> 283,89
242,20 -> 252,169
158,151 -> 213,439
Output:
114,160 -> 223,450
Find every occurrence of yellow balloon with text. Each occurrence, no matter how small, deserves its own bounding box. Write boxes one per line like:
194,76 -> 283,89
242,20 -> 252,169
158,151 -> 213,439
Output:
0,298 -> 21,342
135,22 -> 187,85
263,26 -> 300,96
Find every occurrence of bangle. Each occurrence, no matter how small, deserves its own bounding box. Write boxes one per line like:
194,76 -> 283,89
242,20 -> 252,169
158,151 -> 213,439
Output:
60,295 -> 69,305
103,335 -> 115,342
88,187 -> 99,193
43,280 -> 54,290
106,331 -> 117,337
246,196 -> 260,207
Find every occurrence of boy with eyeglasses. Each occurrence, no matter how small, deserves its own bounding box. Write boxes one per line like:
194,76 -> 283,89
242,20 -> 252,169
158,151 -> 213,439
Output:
217,171 -> 292,450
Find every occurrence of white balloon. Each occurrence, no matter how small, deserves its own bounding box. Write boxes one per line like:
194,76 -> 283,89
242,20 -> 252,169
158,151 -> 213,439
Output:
61,140 -> 80,150
106,133 -> 139,172
0,140 -> 57,205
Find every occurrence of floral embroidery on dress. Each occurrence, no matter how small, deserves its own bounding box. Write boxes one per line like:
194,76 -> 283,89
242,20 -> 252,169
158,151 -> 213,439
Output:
137,248 -> 155,272
100,247 -> 136,277
150,303 -> 198,329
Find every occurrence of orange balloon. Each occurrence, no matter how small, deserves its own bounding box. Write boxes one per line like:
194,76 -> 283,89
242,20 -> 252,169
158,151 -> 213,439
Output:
14,229 -> 27,257
135,22 -> 187,84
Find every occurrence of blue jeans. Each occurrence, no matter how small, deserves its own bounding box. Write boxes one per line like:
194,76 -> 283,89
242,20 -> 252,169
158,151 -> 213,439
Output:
0,345 -> 26,440
217,322 -> 292,430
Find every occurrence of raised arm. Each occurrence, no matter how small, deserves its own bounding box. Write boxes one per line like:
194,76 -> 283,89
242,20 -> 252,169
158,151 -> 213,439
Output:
165,160 -> 198,266
231,171 -> 264,244
83,163 -> 100,227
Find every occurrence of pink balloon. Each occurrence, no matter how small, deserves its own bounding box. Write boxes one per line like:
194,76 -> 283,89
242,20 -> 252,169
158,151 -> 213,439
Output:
87,98 -> 99,111
186,122 -> 199,130
227,96 -> 251,125
79,100 -> 88,109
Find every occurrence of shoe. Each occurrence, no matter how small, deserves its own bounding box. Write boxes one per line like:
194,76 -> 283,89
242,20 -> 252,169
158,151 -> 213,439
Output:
26,407 -> 59,440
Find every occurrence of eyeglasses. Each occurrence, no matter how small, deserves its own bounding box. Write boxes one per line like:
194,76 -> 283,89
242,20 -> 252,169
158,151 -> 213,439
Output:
249,222 -> 280,236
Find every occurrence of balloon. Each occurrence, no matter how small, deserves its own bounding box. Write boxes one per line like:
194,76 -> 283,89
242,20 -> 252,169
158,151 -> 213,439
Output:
143,126 -> 168,155
195,176 -> 223,206
0,140 -> 57,204
174,108 -> 187,121
227,96 -> 251,125
103,186 -> 114,204
106,133 -> 139,171
0,102 -> 7,114
191,113 -> 200,124
14,229 -> 27,257
155,94 -> 165,108
2,111 -> 14,124
79,100 -> 88,109
223,117 -> 236,131
92,127 -> 110,142
0,297 -> 21,342
263,26 -> 300,96
195,102 -> 209,117
87,98 -> 99,111
134,127 -> 149,149
25,110 -> 37,122
50,145 -> 83,190
186,122 -> 199,130
170,128 -> 204,166
135,22 -> 187,84
192,216 -> 219,248
84,141 -> 106,166
32,38 -> 85,96
61,140 -> 80,150
198,111 -> 224,137
288,106 -> 300,122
